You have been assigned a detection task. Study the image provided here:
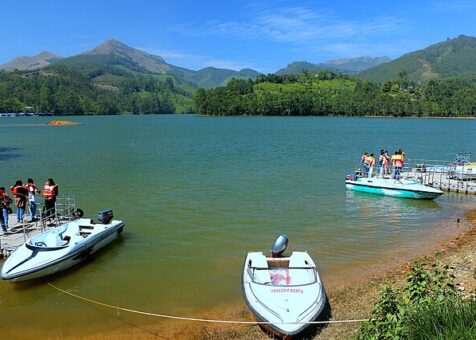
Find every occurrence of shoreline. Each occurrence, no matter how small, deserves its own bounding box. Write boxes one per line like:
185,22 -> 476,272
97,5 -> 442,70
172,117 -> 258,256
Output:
0,113 -> 475,120
69,208 -> 476,339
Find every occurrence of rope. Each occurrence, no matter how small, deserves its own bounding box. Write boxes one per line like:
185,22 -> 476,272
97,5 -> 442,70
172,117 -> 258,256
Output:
48,283 -> 370,325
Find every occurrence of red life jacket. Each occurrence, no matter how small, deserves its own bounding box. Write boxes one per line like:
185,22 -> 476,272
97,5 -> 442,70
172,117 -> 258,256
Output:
43,183 -> 58,200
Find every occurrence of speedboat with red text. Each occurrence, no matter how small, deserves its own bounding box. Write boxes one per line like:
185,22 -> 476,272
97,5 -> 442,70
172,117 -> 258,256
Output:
242,235 -> 327,337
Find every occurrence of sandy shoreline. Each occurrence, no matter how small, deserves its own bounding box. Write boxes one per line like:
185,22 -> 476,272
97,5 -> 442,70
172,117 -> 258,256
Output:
59,209 -> 476,340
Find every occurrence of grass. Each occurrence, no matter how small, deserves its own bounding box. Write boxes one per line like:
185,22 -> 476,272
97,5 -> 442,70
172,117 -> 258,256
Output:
407,298 -> 476,339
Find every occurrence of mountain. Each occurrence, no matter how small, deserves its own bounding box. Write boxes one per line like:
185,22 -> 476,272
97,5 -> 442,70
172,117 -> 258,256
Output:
0,51 -> 63,71
52,39 -> 259,88
81,38 -> 171,74
360,35 -> 476,82
275,56 -> 390,75
175,67 -> 260,88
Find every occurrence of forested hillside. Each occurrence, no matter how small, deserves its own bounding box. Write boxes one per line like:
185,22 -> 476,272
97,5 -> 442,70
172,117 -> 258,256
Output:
0,66 -> 193,114
194,71 -> 476,117
360,35 -> 476,82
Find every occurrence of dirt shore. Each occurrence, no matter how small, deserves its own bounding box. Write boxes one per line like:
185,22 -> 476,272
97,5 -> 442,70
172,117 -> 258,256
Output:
74,209 -> 476,340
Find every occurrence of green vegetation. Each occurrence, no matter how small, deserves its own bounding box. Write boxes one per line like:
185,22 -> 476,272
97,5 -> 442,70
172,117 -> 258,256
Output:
0,66 -> 193,114
360,35 -> 476,82
357,261 -> 476,339
194,70 -> 476,116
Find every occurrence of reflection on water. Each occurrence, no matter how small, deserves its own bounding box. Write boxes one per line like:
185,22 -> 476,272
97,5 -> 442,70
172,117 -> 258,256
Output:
0,115 -> 475,337
0,146 -> 21,161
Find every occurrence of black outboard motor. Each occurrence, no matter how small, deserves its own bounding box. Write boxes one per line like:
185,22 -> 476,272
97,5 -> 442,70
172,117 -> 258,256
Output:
98,209 -> 113,224
271,234 -> 288,258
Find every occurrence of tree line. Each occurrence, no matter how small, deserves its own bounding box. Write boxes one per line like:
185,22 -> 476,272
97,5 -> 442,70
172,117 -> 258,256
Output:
0,66 -> 193,114
193,71 -> 476,117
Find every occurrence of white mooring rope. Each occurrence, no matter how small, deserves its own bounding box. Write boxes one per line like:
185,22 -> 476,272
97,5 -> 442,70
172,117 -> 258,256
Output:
48,283 -> 370,325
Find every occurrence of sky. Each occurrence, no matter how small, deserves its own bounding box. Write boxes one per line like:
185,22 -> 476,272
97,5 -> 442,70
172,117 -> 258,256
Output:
1,0 -> 476,73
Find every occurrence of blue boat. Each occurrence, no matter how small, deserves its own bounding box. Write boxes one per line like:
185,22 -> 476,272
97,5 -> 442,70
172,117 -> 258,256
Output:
345,176 -> 443,200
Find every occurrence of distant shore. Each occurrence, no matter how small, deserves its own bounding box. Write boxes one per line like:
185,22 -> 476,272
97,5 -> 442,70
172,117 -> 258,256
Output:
1,112 -> 476,119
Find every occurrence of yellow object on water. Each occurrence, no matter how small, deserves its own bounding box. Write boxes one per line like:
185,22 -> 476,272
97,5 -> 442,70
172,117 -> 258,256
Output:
47,119 -> 80,126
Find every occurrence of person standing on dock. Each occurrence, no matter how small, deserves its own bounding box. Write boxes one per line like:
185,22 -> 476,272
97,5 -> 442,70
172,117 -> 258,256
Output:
26,178 -> 41,222
391,151 -> 404,179
367,153 -> 376,178
361,152 -> 369,174
384,150 -> 391,175
379,150 -> 388,177
43,178 -> 59,220
10,180 -> 28,224
0,187 -> 12,232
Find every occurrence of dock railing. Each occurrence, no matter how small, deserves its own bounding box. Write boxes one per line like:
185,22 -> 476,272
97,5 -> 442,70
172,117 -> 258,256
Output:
17,194 -> 81,241
351,158 -> 476,194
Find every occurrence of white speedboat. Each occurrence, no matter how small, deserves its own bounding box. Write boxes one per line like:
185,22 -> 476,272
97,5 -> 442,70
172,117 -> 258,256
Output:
1,210 -> 125,282
242,235 -> 327,337
346,176 -> 443,200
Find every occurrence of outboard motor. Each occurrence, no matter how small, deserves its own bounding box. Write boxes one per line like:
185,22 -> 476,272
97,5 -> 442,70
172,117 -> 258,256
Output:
98,209 -> 113,224
271,234 -> 288,258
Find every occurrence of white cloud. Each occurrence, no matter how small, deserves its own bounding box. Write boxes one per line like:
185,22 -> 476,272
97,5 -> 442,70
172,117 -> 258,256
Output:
172,4 -> 403,43
140,47 -> 257,71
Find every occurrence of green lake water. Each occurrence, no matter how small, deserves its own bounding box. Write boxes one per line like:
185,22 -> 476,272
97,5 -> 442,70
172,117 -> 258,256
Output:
0,115 -> 475,337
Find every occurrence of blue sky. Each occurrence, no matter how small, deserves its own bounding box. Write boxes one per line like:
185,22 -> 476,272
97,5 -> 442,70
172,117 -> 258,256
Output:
1,0 -> 475,72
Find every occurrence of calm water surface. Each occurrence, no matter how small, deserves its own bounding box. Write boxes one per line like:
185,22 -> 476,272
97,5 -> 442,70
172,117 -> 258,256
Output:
0,115 -> 475,337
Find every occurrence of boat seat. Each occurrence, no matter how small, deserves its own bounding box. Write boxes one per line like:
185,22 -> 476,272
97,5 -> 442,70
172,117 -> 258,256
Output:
62,224 -> 80,238
250,252 -> 268,268
289,252 -> 313,268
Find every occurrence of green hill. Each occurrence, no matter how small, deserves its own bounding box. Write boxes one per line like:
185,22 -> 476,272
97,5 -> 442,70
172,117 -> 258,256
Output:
194,71 -> 476,117
53,39 -> 259,89
360,35 -> 476,82
276,57 -> 390,75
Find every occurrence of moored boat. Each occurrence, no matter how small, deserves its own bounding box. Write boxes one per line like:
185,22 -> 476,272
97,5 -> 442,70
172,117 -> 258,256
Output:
345,176 -> 443,200
1,210 -> 125,282
242,235 -> 327,337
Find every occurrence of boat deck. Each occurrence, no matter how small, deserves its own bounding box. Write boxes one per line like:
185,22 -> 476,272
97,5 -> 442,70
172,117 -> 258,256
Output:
1,214 -> 71,258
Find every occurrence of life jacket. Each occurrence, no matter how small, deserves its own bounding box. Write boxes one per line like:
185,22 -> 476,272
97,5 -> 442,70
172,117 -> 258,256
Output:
379,155 -> 388,165
365,156 -> 375,166
11,185 -> 28,197
27,183 -> 40,193
392,154 -> 403,167
43,183 -> 58,200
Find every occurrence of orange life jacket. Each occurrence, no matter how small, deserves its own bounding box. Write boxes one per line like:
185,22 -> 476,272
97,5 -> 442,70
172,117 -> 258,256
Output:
43,183 -> 58,200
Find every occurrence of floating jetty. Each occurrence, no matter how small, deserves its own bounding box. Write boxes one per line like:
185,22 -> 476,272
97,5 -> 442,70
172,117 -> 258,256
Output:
403,155 -> 476,195
0,196 -> 79,258
351,154 -> 476,196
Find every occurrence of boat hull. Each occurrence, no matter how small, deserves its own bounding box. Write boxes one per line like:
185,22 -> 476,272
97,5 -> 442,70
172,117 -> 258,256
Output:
346,179 -> 443,200
242,252 -> 327,337
1,220 -> 125,282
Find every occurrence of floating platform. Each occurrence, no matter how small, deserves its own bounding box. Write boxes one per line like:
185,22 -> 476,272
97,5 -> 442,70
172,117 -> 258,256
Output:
0,214 -> 70,258
403,170 -> 476,195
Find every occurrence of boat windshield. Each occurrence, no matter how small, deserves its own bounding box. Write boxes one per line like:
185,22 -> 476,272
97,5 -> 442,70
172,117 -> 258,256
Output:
251,267 -> 317,286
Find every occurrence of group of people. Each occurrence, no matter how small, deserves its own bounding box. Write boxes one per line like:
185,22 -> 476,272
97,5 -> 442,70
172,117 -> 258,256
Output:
0,178 -> 59,233
360,149 -> 406,179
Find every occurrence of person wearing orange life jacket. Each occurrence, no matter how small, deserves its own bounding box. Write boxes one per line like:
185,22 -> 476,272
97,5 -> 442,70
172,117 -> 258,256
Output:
43,178 -> 59,219
364,153 -> 376,178
10,180 -> 29,224
0,187 -> 13,232
391,151 -> 404,179
379,150 -> 388,177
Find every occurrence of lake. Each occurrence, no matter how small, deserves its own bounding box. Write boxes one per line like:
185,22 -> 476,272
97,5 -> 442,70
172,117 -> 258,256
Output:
0,115 -> 475,337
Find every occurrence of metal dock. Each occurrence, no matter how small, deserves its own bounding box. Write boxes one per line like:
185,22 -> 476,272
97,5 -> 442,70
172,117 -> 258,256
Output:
403,154 -> 476,195
1,196 -> 80,258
